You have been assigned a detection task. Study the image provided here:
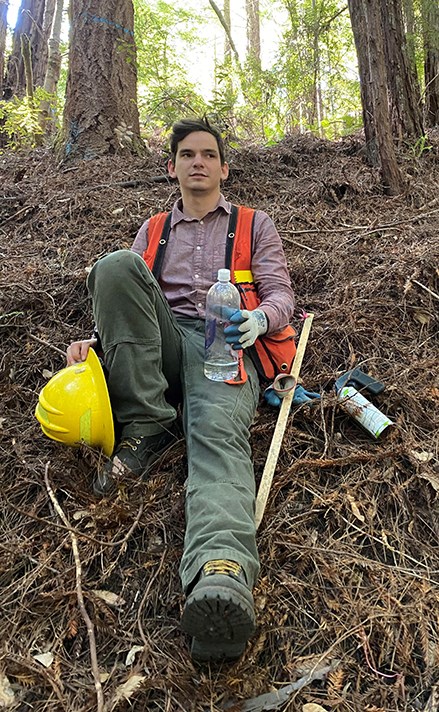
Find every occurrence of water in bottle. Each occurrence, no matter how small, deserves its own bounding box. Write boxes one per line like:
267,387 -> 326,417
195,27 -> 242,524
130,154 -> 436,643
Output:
204,268 -> 240,381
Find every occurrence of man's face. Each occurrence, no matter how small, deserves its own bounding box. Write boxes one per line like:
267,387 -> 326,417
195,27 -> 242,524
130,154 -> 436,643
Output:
168,131 -> 229,195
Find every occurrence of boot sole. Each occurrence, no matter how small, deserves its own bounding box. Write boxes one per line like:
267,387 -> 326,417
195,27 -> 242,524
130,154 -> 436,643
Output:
181,575 -> 255,661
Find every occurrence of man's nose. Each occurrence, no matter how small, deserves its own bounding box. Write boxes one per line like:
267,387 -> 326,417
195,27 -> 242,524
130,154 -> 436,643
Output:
193,153 -> 205,165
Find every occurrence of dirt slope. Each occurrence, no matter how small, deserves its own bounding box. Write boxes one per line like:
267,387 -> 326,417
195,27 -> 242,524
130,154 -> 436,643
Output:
0,133 -> 438,711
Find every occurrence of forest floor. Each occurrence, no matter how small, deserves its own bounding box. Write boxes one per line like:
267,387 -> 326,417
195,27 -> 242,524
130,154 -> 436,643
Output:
0,129 -> 439,712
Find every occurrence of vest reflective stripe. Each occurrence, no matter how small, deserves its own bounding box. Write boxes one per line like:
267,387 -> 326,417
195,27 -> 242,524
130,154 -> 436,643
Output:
234,270 -> 253,283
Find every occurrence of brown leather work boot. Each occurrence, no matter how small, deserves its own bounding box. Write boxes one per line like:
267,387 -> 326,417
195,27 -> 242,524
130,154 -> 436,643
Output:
181,559 -> 255,663
93,426 -> 180,498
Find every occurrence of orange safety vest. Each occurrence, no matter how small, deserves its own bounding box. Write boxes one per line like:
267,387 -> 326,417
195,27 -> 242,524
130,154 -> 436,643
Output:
143,205 -> 296,381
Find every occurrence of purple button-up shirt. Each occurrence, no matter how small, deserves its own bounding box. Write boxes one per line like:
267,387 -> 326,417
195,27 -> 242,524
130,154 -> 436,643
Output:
131,195 -> 295,333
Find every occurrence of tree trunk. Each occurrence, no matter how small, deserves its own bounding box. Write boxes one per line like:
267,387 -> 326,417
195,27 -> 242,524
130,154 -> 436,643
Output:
246,0 -> 261,69
62,0 -> 142,159
39,0 -> 63,131
208,0 -> 240,67
219,0 -> 234,98
21,33 -> 33,98
381,0 -> 424,139
33,0 -> 56,86
0,0 -> 8,97
422,0 -> 439,126
223,0 -> 231,63
312,0 -> 323,137
3,0 -> 46,98
363,0 -> 404,194
402,0 -> 417,76
347,0 -> 378,164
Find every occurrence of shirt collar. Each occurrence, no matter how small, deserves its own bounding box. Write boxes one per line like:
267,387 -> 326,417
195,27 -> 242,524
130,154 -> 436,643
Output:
170,194 -> 230,227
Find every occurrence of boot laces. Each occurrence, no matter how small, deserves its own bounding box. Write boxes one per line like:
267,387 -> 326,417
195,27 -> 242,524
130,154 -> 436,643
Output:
117,437 -> 142,452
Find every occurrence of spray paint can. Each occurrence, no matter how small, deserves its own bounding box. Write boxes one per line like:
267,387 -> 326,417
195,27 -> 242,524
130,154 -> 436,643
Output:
337,385 -> 394,439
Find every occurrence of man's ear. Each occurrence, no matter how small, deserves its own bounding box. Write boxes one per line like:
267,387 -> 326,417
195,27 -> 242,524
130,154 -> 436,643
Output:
220,162 -> 229,182
167,159 -> 177,179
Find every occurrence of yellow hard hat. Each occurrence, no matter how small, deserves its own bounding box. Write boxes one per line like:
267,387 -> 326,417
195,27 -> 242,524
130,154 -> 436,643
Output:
35,348 -> 114,456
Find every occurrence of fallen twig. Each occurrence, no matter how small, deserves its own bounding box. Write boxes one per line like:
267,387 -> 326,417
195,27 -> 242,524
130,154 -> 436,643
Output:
411,279 -> 439,302
281,206 -> 439,235
29,332 -> 66,356
44,462 -> 104,712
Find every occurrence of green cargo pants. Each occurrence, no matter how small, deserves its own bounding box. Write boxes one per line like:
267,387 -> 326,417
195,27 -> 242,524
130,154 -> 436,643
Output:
87,250 -> 260,591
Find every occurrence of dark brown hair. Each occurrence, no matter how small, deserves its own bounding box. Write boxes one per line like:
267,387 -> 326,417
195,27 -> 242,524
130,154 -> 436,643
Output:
170,117 -> 226,165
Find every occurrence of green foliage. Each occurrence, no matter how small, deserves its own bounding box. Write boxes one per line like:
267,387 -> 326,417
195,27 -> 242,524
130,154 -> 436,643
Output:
0,89 -> 57,150
276,0 -> 362,138
134,0 -> 210,131
130,0 -> 364,144
410,134 -> 433,157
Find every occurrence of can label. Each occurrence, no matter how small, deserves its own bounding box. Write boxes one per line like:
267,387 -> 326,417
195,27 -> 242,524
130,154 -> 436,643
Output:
339,386 -> 394,438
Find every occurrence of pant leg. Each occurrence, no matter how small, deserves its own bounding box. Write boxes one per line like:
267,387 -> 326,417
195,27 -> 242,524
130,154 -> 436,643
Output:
178,319 -> 260,591
87,250 -> 183,438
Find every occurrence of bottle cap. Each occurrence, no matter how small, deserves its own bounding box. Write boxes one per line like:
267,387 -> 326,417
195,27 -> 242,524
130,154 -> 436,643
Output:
218,268 -> 231,282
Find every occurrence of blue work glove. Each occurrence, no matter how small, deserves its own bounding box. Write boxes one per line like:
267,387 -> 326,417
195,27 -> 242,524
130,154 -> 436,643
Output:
264,380 -> 321,407
224,309 -> 268,349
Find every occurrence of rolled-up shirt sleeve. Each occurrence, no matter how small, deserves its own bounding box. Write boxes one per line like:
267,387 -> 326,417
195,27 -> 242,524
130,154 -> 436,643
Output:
251,211 -> 295,333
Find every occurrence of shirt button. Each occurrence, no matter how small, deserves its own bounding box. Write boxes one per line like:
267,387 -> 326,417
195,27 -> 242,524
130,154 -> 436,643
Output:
198,302 -> 202,307
200,220 -> 204,225
195,274 -> 199,279
196,246 -> 201,251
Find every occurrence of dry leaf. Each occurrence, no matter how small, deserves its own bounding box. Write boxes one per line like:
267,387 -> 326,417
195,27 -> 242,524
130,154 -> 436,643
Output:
347,494 -> 365,523
110,674 -> 145,706
125,645 -> 144,666
303,705 -> 327,712
417,471 -> 439,493
100,672 -> 110,683
0,672 -> 15,708
73,509 -> 91,521
411,450 -> 435,463
413,310 -> 430,325
112,207 -> 124,215
42,369 -> 53,379
92,590 -> 126,608
33,651 -> 54,667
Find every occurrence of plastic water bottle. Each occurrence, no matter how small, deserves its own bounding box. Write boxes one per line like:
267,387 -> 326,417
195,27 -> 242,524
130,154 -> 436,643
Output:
204,269 -> 240,381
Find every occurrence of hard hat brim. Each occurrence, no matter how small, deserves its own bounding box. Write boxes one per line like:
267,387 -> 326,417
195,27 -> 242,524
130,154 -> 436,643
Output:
86,349 -> 115,456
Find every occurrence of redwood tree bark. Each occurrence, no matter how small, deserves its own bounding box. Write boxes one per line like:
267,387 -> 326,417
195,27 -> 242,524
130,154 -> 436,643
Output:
39,0 -> 63,132
33,0 -> 56,87
381,0 -> 424,138
62,0 -> 142,158
422,0 -> 439,127
3,0 -> 46,97
347,0 -> 378,164
363,0 -> 404,194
